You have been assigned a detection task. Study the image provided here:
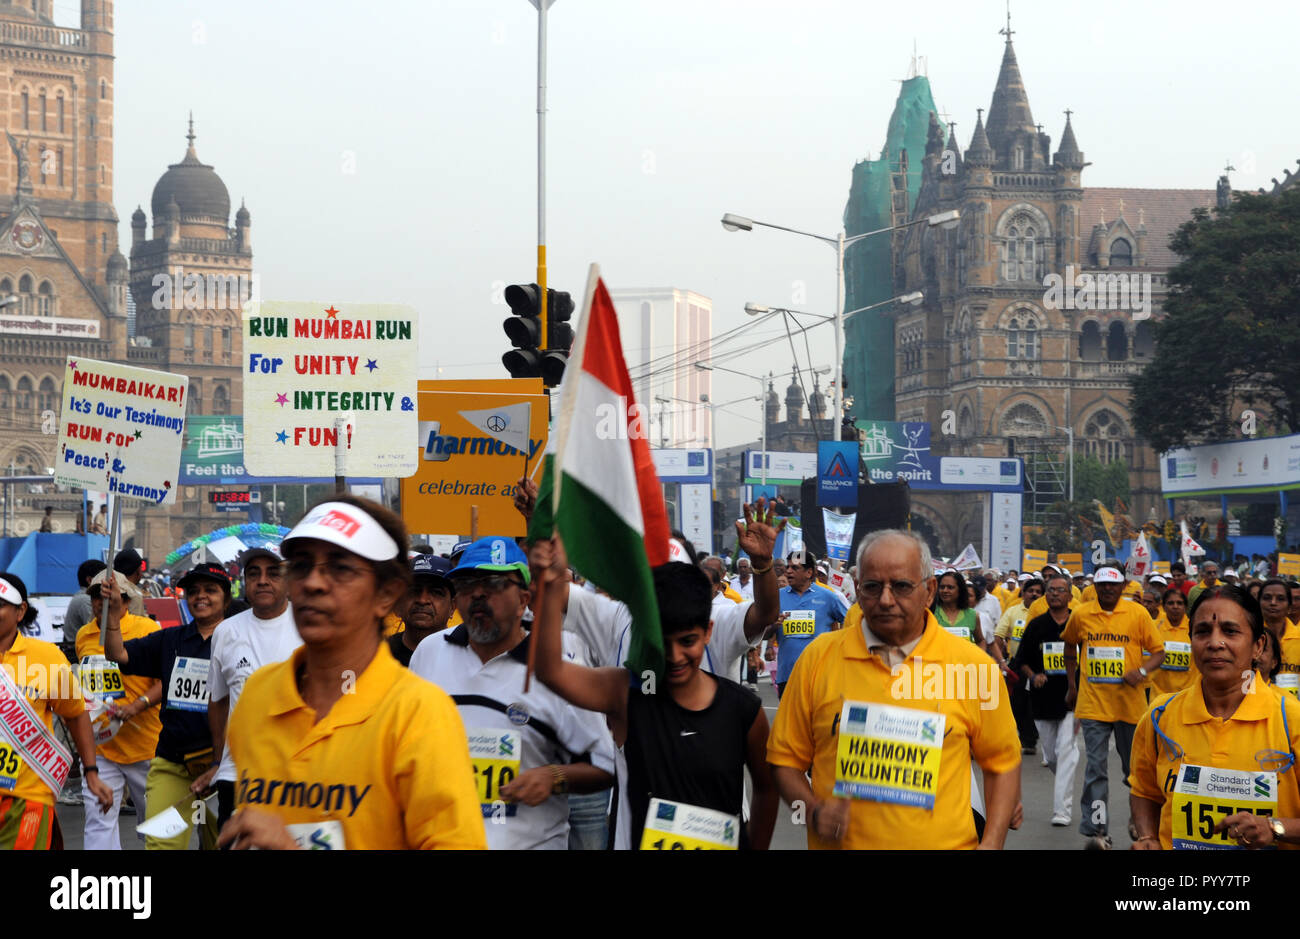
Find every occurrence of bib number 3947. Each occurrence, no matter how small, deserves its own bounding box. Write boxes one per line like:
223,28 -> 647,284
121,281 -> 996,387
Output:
1171,763 -> 1277,850
640,798 -> 739,850
166,657 -> 210,712
833,700 -> 945,809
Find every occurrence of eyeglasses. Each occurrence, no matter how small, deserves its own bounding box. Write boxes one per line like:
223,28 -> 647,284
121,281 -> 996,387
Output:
860,580 -> 919,599
285,557 -> 370,584
451,573 -> 524,594
1046,586 -> 1070,594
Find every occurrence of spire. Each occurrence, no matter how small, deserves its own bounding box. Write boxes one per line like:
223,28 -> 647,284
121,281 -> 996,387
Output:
985,21 -> 1036,157
182,112 -> 201,165
967,108 -> 993,165
945,122 -> 961,158
1054,109 -> 1084,168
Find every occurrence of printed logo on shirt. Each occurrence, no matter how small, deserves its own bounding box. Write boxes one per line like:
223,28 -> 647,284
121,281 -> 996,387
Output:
236,769 -> 371,817
235,657 -> 252,670
506,702 -> 530,726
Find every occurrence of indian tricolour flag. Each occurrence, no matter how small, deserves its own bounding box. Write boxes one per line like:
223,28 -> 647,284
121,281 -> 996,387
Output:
549,265 -> 671,679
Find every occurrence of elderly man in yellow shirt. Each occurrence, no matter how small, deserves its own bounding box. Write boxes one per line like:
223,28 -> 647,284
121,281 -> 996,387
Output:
768,529 -> 1021,850
1064,564 -> 1164,849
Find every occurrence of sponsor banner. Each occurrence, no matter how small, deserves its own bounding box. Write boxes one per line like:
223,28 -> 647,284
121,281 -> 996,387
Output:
1023,548 -> 1048,572
242,300 -> 419,479
0,313 -> 100,339
678,483 -> 712,557
822,509 -> 855,561
855,419 -> 1022,493
743,450 -> 817,486
400,379 -> 549,538
1278,554 -> 1300,577
55,357 -> 187,506
987,494 -> 1023,573
652,449 -> 712,483
1161,433 -> 1300,495
1057,552 -> 1083,573
817,441 -> 858,507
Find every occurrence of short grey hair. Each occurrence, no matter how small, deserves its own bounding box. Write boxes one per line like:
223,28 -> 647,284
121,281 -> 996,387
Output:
854,529 -> 933,583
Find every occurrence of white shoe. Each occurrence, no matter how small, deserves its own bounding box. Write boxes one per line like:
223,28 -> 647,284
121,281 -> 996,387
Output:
1041,756 -> 1050,767
1051,814 -> 1070,826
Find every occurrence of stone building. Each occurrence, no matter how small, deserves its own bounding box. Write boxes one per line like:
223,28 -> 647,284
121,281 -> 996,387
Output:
888,30 -> 1215,554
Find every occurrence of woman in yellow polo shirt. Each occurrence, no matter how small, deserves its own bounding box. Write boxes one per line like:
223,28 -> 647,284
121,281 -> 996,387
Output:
1146,588 -> 1195,698
219,496 -> 485,850
1130,583 -> 1300,850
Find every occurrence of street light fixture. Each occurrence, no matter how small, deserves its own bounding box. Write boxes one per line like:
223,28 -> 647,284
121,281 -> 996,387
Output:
721,209 -> 958,433
696,361 -> 771,486
0,295 -> 19,309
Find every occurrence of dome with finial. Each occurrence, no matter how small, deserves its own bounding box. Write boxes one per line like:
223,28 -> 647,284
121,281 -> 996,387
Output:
236,198 -> 250,225
809,378 -> 826,420
150,115 -> 231,222
131,205 -> 146,227
106,250 -> 127,281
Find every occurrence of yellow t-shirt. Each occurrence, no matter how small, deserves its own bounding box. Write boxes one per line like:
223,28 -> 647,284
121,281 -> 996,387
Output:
995,603 -> 1031,658
1277,621 -> 1300,696
1025,594 -> 1078,621
228,642 -> 486,850
767,611 -> 1021,850
76,616 -> 163,766
1062,599 -> 1164,724
723,584 -> 743,604
0,634 -> 84,806
1129,677 -> 1300,850
1146,617 -> 1197,698
996,586 -> 1020,612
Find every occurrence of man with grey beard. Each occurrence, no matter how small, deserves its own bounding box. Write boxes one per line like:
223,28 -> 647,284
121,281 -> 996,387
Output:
408,536 -> 616,849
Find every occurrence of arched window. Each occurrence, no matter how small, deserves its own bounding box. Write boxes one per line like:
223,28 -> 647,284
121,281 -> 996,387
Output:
1006,315 -> 1040,359
958,407 -> 975,439
38,281 -> 53,316
1003,226 -> 1017,281
57,94 -> 64,134
1110,238 -> 1133,266
187,383 -> 201,416
184,324 -> 194,349
21,91 -> 29,129
1084,409 -> 1129,464
1001,216 -> 1044,283
1000,403 -> 1047,437
37,377 -> 56,411
1134,321 -> 1154,358
212,385 -> 229,415
0,375 -> 10,408
956,313 -> 973,363
38,92 -> 46,132
1106,322 -> 1128,361
1080,321 -> 1101,361
16,376 -> 33,409
18,275 -> 33,315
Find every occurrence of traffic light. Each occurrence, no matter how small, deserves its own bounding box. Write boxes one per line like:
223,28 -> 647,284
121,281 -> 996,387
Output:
502,283 -> 543,379
541,289 -> 574,388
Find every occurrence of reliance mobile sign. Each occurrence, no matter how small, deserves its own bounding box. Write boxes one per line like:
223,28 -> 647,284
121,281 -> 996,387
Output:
1161,433 -> 1300,496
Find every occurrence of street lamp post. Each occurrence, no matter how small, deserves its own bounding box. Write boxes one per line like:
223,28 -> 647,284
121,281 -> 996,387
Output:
721,209 -> 958,436
696,362 -> 769,487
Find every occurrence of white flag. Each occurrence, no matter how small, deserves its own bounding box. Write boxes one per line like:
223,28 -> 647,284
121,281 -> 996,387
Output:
951,543 -> 983,571
1128,531 -> 1152,578
1179,520 -> 1205,567
458,403 -> 531,455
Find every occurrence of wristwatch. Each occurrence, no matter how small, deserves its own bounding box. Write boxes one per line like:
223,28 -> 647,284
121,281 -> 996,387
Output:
1271,818 -> 1286,842
549,765 -> 569,794
1138,666 -> 1148,677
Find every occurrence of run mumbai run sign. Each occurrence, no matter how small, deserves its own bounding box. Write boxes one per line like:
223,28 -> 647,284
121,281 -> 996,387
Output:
54,357 -> 188,505
242,301 -> 419,478
401,379 -> 549,537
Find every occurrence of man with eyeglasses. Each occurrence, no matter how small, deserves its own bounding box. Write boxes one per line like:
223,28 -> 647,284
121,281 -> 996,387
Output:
199,546 -> 298,831
1186,561 -> 1220,609
409,536 -> 616,849
774,550 -> 850,699
1011,572 -> 1080,826
768,529 -> 1021,849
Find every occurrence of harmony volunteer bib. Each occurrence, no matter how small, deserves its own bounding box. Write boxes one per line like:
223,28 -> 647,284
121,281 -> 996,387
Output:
640,797 -> 739,850
1086,645 -> 1126,683
833,701 -> 945,809
1162,642 -> 1191,672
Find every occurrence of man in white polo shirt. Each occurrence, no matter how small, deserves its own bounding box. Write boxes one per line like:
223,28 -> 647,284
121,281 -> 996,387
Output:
409,536 -> 616,850
197,546 -> 299,831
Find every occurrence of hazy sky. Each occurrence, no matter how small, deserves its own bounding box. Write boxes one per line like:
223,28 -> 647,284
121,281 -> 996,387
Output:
82,0 -> 1298,449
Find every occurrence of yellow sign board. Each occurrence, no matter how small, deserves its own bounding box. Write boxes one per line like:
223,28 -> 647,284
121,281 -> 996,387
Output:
1152,560 -> 1171,575
1278,554 -> 1300,577
1056,552 -> 1083,573
399,379 -> 548,538
1022,549 -> 1048,572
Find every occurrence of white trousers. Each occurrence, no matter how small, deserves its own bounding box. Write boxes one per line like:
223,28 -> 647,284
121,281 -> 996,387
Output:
81,756 -> 150,850
1034,712 -> 1080,821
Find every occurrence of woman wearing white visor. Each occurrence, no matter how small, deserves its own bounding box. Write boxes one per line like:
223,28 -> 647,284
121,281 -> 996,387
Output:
220,496 -> 485,849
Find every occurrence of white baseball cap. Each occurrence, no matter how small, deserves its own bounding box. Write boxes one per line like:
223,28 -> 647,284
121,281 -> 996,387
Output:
1017,572 -> 1034,583
282,502 -> 399,561
1094,567 -> 1125,584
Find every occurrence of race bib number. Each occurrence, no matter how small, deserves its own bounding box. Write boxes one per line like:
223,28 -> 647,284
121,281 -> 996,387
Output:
1162,641 -> 1191,672
78,655 -> 125,699
467,728 -> 521,818
287,821 -> 346,850
1171,764 -> 1276,850
1042,642 -> 1066,676
1275,672 -> 1299,696
784,610 -> 815,637
640,798 -> 739,850
166,657 -> 210,712
833,700 -> 944,809
0,739 -> 25,791
943,626 -> 973,642
1086,645 -> 1126,684
1011,619 -> 1027,641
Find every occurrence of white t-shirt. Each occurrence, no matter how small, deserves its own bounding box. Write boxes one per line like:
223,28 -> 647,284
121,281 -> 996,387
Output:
210,604 -> 301,783
408,626 -> 617,850
734,577 -> 755,601
974,594 -> 1003,645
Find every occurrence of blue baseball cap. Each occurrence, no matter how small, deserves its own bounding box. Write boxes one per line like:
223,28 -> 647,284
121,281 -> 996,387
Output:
449,537 -> 530,586
411,553 -> 454,589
